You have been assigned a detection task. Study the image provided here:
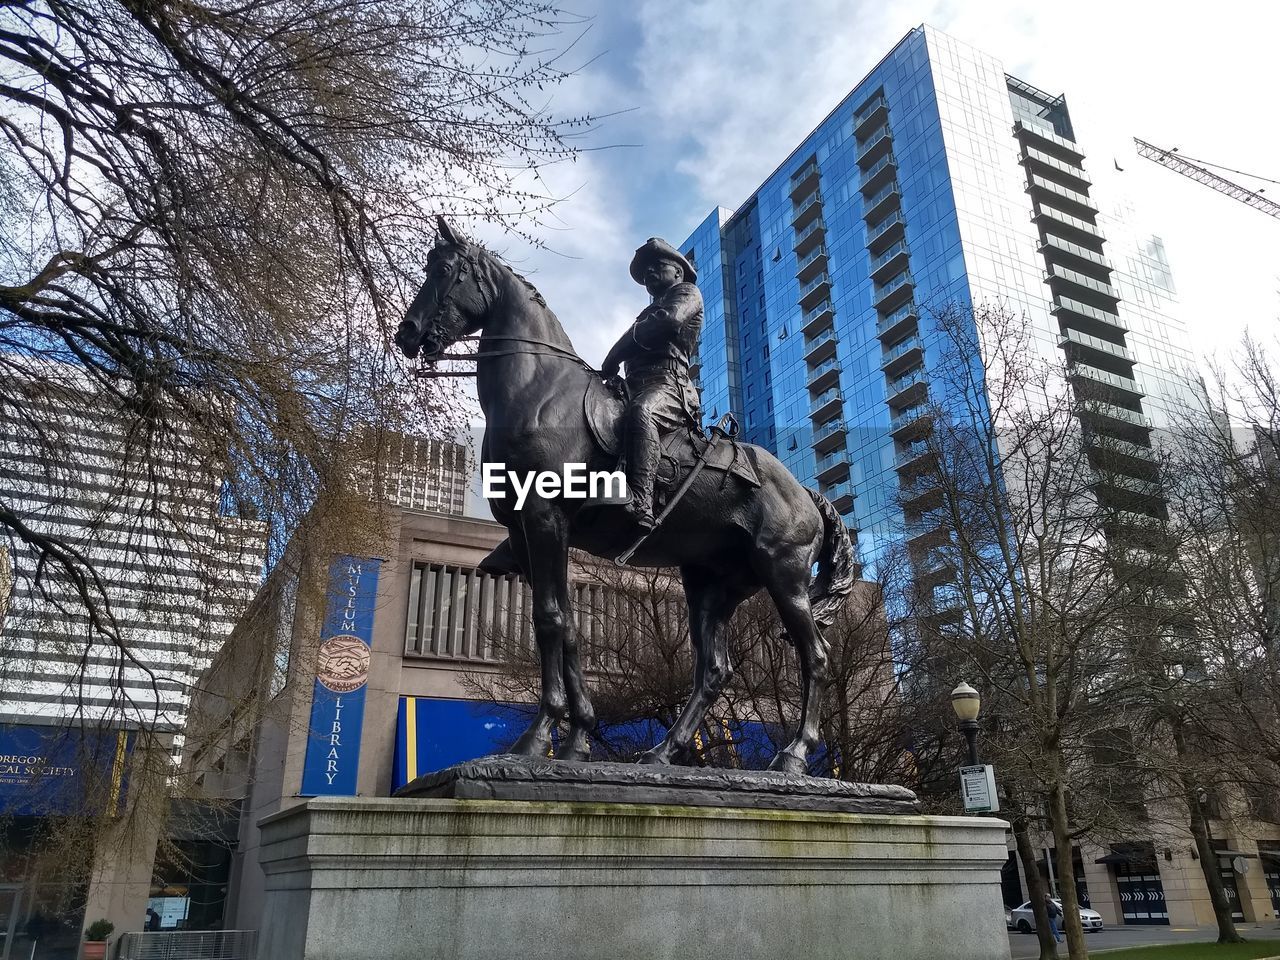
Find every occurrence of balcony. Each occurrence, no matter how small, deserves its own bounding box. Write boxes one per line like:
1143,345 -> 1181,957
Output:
885,368 -> 928,407
859,152 -> 897,195
857,126 -> 894,168
1059,328 -> 1134,365
900,477 -> 943,512
822,480 -> 856,513
807,355 -> 842,393
1021,144 -> 1090,191
1081,400 -> 1153,433
1027,173 -> 1098,217
906,519 -> 948,551
889,404 -> 932,440
1068,361 -> 1144,399
796,244 -> 829,282
793,217 -> 827,256
853,94 -> 889,137
800,296 -> 835,338
1046,262 -> 1119,305
870,240 -> 910,284
1103,509 -> 1167,547
815,449 -> 851,483
881,335 -> 924,376
863,180 -> 901,224
810,386 -> 844,421
802,325 -> 837,363
877,301 -> 918,341
915,551 -> 957,589
866,210 -> 906,253
792,190 -> 824,229
1033,201 -> 1103,244
789,159 -> 820,198
1013,118 -> 1085,164
1085,432 -> 1158,467
689,353 -> 701,379
1039,234 -> 1113,275
1052,295 -> 1127,339
873,270 -> 914,311
1093,472 -> 1165,507
798,271 -> 833,309
812,417 -> 848,453
894,441 -> 934,474
921,598 -> 964,626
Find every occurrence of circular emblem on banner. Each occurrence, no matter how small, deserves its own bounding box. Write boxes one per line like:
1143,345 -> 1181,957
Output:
316,635 -> 370,693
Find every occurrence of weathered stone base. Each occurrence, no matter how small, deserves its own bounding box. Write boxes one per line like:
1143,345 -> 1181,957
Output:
396,753 -> 921,814
259,797 -> 1012,960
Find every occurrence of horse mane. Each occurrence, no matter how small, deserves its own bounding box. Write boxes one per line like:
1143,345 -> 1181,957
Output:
471,242 -> 547,308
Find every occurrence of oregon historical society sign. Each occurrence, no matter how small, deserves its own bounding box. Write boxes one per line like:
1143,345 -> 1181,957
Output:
301,555 -> 382,796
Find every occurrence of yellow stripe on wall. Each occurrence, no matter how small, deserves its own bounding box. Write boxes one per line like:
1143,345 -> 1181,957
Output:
405,697 -> 418,784
109,731 -> 128,813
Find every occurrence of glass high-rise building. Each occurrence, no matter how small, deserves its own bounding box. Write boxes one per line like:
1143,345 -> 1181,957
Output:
680,25 -> 1199,576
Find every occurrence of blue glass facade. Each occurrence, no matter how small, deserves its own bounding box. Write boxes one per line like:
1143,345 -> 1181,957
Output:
680,26 -> 1199,581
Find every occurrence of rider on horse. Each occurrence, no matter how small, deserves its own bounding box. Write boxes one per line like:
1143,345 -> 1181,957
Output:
601,238 -> 704,530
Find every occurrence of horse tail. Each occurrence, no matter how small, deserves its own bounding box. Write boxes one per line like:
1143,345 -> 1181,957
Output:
806,487 -> 855,628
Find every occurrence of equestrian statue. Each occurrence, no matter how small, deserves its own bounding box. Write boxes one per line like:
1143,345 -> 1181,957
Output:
394,218 -> 855,776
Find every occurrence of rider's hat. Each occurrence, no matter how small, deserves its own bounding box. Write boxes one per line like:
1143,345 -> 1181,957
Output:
629,238 -> 698,285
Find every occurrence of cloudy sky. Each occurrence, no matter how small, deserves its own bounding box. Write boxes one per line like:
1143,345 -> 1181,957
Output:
466,0 -> 1279,371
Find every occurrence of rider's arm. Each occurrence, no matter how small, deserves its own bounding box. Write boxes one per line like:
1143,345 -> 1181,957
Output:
601,327 -> 640,377
631,284 -> 700,346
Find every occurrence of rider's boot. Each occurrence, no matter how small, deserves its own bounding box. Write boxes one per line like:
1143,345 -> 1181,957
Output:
624,412 -> 660,530
625,489 -> 656,530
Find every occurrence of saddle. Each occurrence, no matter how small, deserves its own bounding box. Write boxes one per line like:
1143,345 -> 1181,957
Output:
477,379 -> 760,577
582,377 -> 761,498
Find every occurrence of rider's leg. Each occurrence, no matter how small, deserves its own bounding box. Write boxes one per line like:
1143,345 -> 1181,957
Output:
622,392 -> 662,527
623,382 -> 685,527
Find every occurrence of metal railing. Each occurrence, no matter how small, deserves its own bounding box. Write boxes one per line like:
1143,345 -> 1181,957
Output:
117,930 -> 259,960
870,239 -> 908,275
793,218 -> 826,248
799,271 -> 831,299
866,210 -> 905,246
860,152 -> 896,189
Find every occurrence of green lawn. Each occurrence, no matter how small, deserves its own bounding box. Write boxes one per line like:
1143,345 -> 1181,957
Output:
1094,941 -> 1280,959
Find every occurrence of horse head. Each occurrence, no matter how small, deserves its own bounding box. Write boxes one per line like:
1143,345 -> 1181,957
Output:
395,216 -> 494,360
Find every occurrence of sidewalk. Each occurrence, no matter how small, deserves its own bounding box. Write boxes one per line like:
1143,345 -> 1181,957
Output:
1009,922 -> 1280,959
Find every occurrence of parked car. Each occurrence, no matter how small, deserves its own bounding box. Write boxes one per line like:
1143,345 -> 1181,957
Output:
1009,899 -> 1104,933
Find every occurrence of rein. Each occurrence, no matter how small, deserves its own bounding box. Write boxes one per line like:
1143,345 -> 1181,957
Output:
414,334 -> 600,379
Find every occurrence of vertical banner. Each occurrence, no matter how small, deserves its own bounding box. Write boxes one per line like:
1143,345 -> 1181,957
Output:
301,555 -> 382,796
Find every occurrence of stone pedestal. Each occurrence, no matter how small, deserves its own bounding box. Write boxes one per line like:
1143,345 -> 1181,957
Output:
258,796 -> 1012,960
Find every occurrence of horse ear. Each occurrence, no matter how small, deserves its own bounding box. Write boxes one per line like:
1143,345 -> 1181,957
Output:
437,215 -> 461,247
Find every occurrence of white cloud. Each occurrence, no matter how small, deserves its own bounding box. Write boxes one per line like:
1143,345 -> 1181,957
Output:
463,1 -> 1279,382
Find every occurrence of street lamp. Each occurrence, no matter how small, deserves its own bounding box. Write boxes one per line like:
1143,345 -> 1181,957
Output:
951,681 -> 981,766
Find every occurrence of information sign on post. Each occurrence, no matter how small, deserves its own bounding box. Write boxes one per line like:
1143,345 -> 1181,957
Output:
960,763 -> 999,813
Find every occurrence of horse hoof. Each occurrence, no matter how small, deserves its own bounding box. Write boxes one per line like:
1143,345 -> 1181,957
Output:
638,746 -> 674,766
768,752 -> 806,777
509,732 -> 552,758
559,732 -> 591,762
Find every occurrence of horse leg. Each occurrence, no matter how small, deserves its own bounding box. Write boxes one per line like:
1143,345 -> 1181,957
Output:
640,567 -> 743,765
508,512 -> 573,757
559,584 -> 597,761
763,562 -> 831,777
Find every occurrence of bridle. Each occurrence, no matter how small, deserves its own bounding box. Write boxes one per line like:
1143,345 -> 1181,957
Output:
409,243 -> 600,381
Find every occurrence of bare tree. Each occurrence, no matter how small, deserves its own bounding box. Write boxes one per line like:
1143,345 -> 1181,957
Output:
1,1 -> 597,934
904,300 -> 1178,960
0,0 -> 595,690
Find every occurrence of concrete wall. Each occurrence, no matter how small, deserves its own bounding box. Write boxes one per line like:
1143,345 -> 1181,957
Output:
258,799 -> 1014,960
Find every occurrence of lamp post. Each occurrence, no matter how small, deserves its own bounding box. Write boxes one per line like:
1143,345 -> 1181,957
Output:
951,681 -> 981,766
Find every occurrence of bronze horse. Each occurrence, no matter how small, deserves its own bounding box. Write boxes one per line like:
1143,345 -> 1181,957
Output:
394,219 -> 855,775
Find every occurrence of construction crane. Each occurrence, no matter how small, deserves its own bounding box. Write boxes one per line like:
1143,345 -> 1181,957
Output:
1134,138 -> 1280,220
